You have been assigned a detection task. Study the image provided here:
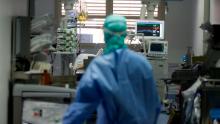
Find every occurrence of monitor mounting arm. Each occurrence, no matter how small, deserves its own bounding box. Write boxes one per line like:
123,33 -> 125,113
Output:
140,0 -> 162,19
64,0 -> 77,10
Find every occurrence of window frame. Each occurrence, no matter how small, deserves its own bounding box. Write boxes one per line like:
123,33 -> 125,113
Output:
61,0 -> 165,29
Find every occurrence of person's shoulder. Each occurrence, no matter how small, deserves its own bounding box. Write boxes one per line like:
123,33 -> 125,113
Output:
126,49 -> 147,61
89,54 -> 111,67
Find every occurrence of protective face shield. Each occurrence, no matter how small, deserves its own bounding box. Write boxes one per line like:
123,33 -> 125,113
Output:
103,15 -> 128,54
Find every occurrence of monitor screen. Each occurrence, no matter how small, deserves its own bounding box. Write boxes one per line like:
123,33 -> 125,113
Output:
22,100 -> 69,124
150,43 -> 164,52
136,20 -> 164,39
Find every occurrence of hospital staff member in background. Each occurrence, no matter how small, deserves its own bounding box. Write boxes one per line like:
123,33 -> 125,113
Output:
63,14 -> 161,124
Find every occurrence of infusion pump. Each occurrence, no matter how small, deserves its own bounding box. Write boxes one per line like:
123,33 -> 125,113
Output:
144,40 -> 168,58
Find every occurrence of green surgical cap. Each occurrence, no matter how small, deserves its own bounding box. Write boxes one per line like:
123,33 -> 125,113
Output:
103,15 -> 127,54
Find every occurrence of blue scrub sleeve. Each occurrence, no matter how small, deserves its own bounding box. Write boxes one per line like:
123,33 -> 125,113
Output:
63,66 -> 101,124
143,63 -> 161,124
149,74 -> 161,124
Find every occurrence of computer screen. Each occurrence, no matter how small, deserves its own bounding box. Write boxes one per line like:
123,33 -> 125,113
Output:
146,40 -> 168,57
150,43 -> 164,52
136,20 -> 164,39
22,100 -> 68,124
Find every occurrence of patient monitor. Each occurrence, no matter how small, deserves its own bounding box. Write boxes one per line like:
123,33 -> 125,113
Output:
136,20 -> 165,40
135,20 -> 167,58
146,40 -> 168,58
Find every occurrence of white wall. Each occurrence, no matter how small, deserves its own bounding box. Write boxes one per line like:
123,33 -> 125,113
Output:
0,1 -> 13,123
12,0 -> 28,16
165,0 -> 194,63
35,0 -> 55,16
210,0 -> 220,24
0,0 -> 27,123
192,0 -> 205,56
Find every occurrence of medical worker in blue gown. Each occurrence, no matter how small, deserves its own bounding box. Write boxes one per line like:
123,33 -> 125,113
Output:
63,14 -> 161,124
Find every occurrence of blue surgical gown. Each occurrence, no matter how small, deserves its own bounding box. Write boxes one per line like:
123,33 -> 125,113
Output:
63,48 -> 161,124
